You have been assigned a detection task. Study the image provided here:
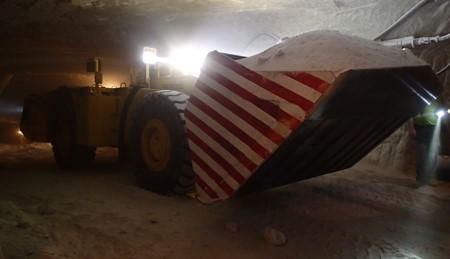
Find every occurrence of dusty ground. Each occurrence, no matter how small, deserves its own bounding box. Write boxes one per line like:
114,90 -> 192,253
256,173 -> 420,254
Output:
0,143 -> 449,259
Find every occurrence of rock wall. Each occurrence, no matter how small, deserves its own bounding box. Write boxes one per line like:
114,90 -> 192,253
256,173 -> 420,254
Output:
362,124 -> 416,172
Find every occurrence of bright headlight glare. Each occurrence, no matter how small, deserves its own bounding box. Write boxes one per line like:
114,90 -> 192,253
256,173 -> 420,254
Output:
143,47 -> 157,64
436,109 -> 445,118
169,47 -> 207,76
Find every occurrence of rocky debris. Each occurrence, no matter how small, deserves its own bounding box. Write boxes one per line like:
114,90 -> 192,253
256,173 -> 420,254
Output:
34,202 -> 57,216
16,219 -> 31,229
262,226 -> 286,246
225,222 -> 239,233
0,200 -> 32,228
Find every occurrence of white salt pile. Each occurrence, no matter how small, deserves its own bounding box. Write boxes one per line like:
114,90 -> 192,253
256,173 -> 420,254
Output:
238,30 -> 426,75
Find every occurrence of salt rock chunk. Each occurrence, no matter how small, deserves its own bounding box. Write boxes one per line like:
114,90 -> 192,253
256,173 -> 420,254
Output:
262,226 -> 287,246
257,56 -> 270,64
225,222 -> 239,233
275,49 -> 285,58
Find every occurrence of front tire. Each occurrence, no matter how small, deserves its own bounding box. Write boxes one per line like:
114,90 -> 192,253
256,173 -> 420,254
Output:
129,91 -> 194,194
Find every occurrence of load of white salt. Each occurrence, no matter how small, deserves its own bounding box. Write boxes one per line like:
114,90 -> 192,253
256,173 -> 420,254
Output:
237,30 -> 426,76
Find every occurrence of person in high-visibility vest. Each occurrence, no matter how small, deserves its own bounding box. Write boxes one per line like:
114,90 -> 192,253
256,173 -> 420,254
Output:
408,98 -> 442,187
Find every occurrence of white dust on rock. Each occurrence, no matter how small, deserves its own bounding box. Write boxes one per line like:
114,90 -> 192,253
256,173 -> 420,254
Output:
262,226 -> 287,246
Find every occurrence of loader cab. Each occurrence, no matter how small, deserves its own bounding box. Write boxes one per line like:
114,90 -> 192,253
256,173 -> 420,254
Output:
137,46 -> 196,93
142,46 -> 186,79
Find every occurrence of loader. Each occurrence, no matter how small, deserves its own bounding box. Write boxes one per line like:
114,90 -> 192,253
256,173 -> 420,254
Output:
20,31 -> 443,204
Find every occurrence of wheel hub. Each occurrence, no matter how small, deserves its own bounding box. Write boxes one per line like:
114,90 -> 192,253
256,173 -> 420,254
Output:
141,119 -> 171,171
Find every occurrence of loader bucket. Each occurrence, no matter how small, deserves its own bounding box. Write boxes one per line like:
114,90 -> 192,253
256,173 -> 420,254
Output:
185,31 -> 442,204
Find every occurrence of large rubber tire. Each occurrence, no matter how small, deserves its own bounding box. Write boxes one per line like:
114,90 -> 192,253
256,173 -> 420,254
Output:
51,87 -> 96,170
129,90 -> 194,195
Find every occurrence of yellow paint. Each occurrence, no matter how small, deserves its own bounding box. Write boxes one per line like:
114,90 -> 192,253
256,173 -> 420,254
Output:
141,119 -> 171,171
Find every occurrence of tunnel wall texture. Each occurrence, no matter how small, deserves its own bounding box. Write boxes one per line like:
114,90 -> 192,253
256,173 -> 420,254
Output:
362,124 -> 416,172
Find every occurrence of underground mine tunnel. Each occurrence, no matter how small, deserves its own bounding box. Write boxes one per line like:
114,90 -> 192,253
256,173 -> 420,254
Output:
0,0 -> 449,258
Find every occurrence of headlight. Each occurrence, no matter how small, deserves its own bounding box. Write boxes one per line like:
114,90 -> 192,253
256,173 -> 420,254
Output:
169,47 -> 208,77
143,47 -> 157,65
436,109 -> 445,118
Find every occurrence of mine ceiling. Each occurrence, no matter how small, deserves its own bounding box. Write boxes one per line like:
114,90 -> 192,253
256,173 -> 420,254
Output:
0,0 -> 448,57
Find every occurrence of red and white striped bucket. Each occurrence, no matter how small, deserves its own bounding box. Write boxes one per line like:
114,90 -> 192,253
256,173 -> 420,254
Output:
185,51 -> 333,204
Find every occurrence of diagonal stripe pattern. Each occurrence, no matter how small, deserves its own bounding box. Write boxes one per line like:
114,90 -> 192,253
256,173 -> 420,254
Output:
185,51 -> 331,204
